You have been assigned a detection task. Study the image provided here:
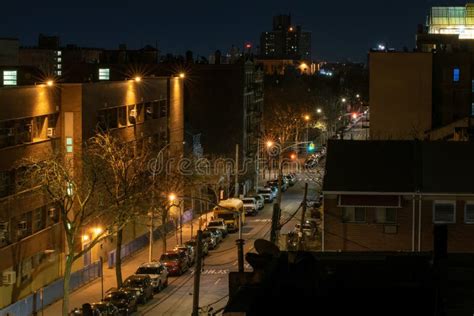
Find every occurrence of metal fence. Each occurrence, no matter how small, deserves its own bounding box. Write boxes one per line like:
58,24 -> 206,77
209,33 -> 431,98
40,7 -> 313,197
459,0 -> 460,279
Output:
0,260 -> 101,316
107,221 -> 176,268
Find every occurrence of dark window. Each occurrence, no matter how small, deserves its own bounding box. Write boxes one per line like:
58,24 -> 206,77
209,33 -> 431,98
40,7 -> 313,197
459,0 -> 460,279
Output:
159,100 -> 167,118
152,101 -> 160,119
118,107 -> 127,127
342,207 -> 365,223
465,203 -> 474,224
375,208 -> 396,223
145,102 -> 153,121
433,202 -> 455,223
98,108 -> 118,130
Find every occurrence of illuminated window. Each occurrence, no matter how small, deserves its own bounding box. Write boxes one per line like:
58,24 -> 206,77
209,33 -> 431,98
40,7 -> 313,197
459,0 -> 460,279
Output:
3,70 -> 17,86
66,137 -> 73,153
453,68 -> 460,82
57,57 -> 62,63
99,68 -> 110,81
57,51 -> 62,56
57,64 -> 62,69
57,70 -> 62,76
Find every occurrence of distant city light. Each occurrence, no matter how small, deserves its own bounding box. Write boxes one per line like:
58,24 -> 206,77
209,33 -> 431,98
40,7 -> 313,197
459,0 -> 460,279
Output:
319,69 -> 333,77
245,43 -> 252,49
352,113 -> 358,119
266,141 -> 273,148
342,98 -> 347,103
356,94 -> 360,98
304,115 -> 310,121
317,108 -> 322,114
377,44 -> 386,51
289,27 -> 294,31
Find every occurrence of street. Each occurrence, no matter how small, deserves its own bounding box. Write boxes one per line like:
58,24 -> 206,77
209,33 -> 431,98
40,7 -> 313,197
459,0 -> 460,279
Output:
138,181 -> 309,315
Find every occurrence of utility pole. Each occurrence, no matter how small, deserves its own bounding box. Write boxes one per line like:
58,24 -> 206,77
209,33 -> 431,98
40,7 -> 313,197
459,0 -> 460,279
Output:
179,200 -> 183,245
298,183 -> 309,250
234,144 -> 239,197
148,210 -> 154,262
255,140 -> 259,192
191,190 -> 194,239
192,230 -> 203,316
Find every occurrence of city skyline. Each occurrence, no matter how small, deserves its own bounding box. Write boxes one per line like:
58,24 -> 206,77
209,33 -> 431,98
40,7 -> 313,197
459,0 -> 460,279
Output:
2,0 -> 468,62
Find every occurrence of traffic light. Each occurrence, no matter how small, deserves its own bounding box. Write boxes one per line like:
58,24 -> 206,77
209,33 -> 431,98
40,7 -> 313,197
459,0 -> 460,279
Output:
308,142 -> 315,152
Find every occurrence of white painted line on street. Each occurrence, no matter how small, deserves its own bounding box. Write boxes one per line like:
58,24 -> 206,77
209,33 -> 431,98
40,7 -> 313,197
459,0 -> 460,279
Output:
214,278 -> 221,285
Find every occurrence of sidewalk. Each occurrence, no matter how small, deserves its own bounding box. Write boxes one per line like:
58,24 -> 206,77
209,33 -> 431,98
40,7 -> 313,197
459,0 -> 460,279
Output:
43,213 -> 210,315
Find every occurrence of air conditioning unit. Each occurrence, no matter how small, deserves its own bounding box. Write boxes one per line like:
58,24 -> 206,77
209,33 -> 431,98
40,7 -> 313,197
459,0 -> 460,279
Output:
17,221 -> 27,231
0,222 -> 8,231
48,207 -> 57,219
2,271 -> 16,285
47,127 -> 55,137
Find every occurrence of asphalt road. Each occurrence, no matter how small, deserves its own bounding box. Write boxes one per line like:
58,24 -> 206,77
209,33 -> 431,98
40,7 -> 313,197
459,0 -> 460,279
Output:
138,181 -> 308,315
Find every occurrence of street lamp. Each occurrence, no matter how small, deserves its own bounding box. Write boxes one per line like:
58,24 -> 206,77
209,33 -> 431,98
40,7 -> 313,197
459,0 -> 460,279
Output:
316,108 -> 322,114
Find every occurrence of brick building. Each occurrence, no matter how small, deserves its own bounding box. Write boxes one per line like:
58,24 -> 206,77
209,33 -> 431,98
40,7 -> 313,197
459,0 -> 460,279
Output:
0,77 -> 183,308
322,140 -> 474,252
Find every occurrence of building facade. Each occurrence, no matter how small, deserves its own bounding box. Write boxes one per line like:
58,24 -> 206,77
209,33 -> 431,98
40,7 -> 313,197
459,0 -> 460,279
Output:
0,77 -> 183,308
322,140 -> 474,253
260,14 -> 311,61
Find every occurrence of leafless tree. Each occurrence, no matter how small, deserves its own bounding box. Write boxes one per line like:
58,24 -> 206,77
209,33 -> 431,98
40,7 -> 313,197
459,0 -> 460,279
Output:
88,132 -> 149,288
21,153 -> 118,316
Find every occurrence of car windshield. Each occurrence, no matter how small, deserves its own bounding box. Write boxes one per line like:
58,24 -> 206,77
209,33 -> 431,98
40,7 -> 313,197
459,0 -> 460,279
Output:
136,267 -> 160,274
258,190 -> 270,194
242,199 -> 254,203
161,253 -> 179,261
106,292 -> 128,301
208,222 -> 222,227
123,278 -> 144,287
217,213 -> 235,220
92,304 -> 106,311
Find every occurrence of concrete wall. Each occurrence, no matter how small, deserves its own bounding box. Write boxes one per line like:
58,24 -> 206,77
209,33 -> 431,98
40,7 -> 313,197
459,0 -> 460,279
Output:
369,52 -> 433,139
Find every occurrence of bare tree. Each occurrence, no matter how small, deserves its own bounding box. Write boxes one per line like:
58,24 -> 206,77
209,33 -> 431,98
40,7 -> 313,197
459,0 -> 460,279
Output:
22,153 -> 116,316
88,132 -> 149,288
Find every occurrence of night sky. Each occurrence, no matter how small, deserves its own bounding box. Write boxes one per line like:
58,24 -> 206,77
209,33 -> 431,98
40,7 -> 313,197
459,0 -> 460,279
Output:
1,0 -> 469,62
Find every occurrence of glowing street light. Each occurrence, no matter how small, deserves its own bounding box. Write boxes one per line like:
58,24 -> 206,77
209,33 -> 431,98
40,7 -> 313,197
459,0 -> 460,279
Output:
304,115 -> 310,121
356,94 -> 360,98
352,113 -> 358,119
82,235 -> 89,242
168,193 -> 177,202
46,80 -> 54,86
179,73 -> 185,79
93,227 -> 103,236
317,108 -> 322,114
290,153 -> 296,160
134,76 -> 142,82
266,141 -> 274,148
341,98 -> 347,103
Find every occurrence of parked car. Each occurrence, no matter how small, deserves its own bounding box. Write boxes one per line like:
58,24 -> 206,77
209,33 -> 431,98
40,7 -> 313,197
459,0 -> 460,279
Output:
265,185 -> 278,198
121,275 -> 154,304
103,289 -> 138,316
91,301 -> 120,316
252,194 -> 265,210
294,222 -> 317,238
257,187 -> 274,203
206,218 -> 228,236
185,238 -> 209,256
160,250 -> 189,276
202,231 -> 217,249
241,197 -> 258,215
285,174 -> 296,186
135,261 -> 169,292
204,227 -> 223,244
267,179 -> 287,192
174,244 -> 195,265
